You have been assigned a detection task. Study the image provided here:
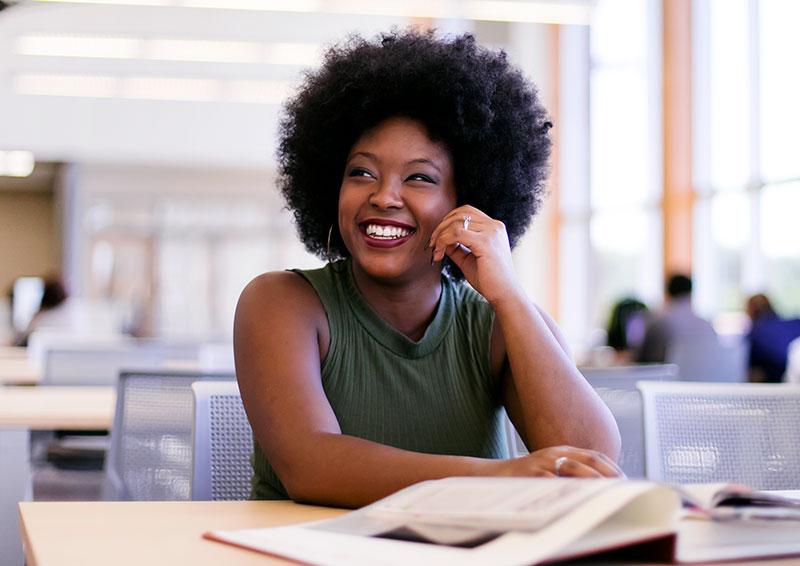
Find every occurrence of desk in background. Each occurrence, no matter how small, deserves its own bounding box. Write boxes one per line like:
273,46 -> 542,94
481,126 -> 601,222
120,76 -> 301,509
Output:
1,386 -> 115,565
0,386 -> 115,429
0,358 -> 41,386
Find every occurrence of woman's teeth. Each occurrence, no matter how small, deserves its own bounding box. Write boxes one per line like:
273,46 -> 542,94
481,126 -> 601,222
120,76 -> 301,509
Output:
365,224 -> 411,239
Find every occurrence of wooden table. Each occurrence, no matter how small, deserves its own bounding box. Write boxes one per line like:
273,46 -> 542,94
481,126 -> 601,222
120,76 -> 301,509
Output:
0,358 -> 41,386
19,500 -> 800,566
0,346 -> 28,359
0,386 -> 115,429
19,501 -> 345,566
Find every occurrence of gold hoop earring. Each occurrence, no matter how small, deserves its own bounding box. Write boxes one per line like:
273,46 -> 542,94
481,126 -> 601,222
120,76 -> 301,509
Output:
326,225 -> 334,262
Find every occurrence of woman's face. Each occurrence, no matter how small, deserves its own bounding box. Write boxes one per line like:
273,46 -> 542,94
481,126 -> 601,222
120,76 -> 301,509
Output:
338,117 -> 457,283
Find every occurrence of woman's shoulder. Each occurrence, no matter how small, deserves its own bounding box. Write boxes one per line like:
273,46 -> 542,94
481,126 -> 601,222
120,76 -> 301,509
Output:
237,270 -> 326,327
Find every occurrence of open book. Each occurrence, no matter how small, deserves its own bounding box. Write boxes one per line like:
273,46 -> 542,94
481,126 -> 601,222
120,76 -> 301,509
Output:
206,477 -> 800,565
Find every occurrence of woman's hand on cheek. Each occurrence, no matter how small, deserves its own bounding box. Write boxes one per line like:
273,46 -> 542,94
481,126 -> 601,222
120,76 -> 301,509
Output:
428,206 -> 523,306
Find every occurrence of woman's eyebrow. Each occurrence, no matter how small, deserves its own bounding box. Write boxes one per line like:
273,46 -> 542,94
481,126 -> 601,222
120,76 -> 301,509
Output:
348,151 -> 379,162
406,158 -> 442,173
349,153 -> 443,173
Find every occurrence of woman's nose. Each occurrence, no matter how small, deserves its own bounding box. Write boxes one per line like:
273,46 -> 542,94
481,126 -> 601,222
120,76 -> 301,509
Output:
368,178 -> 403,209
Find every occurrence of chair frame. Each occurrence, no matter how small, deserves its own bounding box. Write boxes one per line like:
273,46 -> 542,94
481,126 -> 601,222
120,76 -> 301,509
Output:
190,380 -> 253,501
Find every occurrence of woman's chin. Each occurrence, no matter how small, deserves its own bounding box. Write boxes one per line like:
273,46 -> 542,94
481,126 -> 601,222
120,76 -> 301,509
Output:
352,254 -> 431,283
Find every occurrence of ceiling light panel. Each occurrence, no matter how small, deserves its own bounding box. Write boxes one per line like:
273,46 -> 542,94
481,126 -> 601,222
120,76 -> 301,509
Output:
14,73 -> 119,98
13,72 -> 293,105
16,34 -> 141,59
15,34 -> 321,66
227,79 -> 293,104
32,0 -> 593,25
0,151 -> 36,178
122,76 -> 220,101
146,39 -> 261,64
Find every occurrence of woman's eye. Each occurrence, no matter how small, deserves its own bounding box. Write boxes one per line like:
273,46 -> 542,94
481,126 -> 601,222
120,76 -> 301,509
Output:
407,173 -> 435,183
348,167 -> 374,178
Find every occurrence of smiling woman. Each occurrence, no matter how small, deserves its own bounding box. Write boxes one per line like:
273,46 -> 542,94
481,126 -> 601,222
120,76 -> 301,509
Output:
234,29 -> 622,508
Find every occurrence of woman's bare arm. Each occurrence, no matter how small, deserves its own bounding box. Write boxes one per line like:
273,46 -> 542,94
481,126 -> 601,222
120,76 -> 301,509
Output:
496,302 -> 621,462
429,205 -> 621,464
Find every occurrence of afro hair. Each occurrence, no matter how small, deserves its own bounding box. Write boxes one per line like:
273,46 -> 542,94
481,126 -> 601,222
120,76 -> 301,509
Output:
277,28 -> 552,276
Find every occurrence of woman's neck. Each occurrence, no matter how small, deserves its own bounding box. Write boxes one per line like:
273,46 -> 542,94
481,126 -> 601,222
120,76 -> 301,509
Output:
350,264 -> 443,342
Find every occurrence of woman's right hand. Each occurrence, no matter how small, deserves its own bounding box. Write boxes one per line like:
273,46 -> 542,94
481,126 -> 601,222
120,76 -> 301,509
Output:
494,446 -> 625,478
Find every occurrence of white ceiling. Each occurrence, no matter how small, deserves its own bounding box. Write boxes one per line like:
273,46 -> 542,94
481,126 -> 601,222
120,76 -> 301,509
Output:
0,1 -> 582,167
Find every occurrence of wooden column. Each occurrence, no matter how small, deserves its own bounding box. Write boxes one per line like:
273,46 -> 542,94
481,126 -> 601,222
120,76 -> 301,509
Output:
662,0 -> 694,276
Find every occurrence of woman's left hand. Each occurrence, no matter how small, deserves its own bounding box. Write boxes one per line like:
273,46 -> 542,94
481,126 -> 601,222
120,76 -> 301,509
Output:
429,205 -> 523,306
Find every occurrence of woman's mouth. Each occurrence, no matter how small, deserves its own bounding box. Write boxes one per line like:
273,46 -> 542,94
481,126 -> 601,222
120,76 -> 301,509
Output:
358,221 -> 416,247
363,223 -> 413,240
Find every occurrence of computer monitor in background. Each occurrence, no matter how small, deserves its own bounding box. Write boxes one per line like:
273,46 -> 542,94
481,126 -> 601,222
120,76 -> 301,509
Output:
12,277 -> 43,333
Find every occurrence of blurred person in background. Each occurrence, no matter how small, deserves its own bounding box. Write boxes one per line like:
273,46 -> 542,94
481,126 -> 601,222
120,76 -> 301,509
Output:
606,297 -> 649,364
15,275 -> 71,347
635,274 -> 717,363
745,293 -> 800,383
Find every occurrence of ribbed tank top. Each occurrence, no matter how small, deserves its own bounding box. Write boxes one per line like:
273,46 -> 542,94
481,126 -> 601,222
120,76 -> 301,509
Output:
251,259 -> 509,500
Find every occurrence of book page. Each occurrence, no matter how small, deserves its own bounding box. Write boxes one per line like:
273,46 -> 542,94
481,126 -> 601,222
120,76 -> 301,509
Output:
677,515 -> 800,563
676,483 -> 800,521
364,477 -> 616,532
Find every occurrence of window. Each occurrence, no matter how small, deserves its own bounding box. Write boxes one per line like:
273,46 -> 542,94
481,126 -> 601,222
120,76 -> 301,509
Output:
694,0 -> 800,319
589,0 -> 662,334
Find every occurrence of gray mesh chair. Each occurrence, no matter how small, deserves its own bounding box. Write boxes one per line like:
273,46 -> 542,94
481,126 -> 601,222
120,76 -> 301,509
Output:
190,381 -> 253,501
103,370 -> 235,501
666,337 -> 748,382
581,364 -> 678,479
639,381 -> 800,489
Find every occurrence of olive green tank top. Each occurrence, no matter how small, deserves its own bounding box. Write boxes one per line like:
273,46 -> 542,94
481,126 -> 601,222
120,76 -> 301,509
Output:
251,259 -> 509,500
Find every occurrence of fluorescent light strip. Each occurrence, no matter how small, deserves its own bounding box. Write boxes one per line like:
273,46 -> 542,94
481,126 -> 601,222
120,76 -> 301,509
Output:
35,0 -> 171,5
32,0 -> 593,25
181,0 -> 320,12
14,73 -> 118,97
146,39 -> 262,64
227,79 -> 293,104
122,76 -> 220,101
13,72 -> 291,104
467,1 -> 592,25
15,34 -> 321,66
16,35 -> 141,59
0,151 -> 36,178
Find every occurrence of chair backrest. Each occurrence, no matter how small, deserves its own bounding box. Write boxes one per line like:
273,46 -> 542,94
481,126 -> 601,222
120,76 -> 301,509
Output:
666,337 -> 748,382
103,370 -> 235,501
580,364 -> 678,479
191,381 -> 253,501
638,381 -> 800,489
42,347 -> 169,386
579,364 -> 679,390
